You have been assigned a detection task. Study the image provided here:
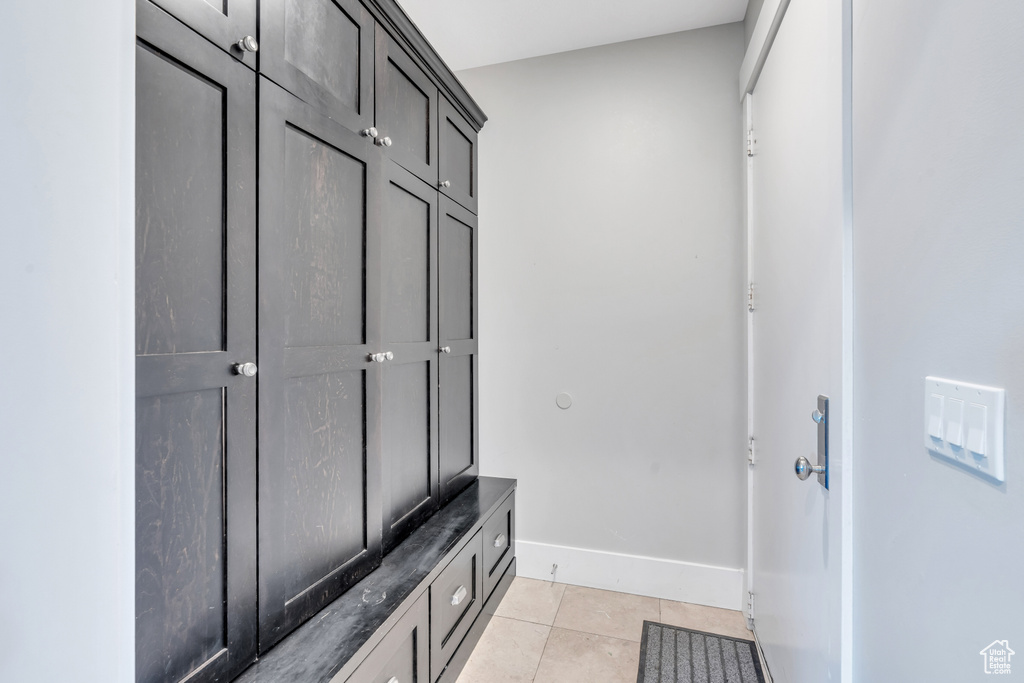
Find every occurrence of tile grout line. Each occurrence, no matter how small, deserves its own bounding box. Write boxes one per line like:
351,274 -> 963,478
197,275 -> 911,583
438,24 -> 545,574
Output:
528,580 -> 566,683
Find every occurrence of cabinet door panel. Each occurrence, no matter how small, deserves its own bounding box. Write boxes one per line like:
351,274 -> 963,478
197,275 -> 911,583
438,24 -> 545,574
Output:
438,198 -> 479,501
141,0 -> 257,69
258,77 -> 383,651
380,163 -> 439,552
341,591 -> 429,683
429,531 -> 483,682
439,99 -> 478,214
260,0 -> 374,134
136,5 -> 257,682
375,25 -> 438,184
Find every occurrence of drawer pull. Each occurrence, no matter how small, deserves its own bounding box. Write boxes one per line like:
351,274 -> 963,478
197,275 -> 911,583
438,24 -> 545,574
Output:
493,533 -> 507,549
387,678 -> 399,683
451,585 -> 468,606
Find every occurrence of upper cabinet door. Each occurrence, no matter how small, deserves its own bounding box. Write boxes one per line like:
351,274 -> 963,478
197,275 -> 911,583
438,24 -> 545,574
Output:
374,25 -> 438,185
380,162 -> 440,553
260,0 -> 375,134
135,4 -> 257,682
257,77 -> 384,651
141,0 -> 258,70
439,99 -> 479,214
438,198 -> 479,502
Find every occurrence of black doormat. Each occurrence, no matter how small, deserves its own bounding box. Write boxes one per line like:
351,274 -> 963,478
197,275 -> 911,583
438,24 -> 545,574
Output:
637,621 -> 766,683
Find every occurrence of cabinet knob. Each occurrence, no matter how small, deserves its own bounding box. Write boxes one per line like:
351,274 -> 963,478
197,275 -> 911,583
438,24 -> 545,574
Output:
371,353 -> 385,363
794,456 -> 825,481
451,585 -> 468,606
375,136 -> 393,147
361,127 -> 378,138
387,678 -> 399,683
236,36 -> 259,53
233,362 -> 258,377
385,351 -> 394,361
439,180 -> 451,188
440,346 -> 451,354
493,533 -> 506,549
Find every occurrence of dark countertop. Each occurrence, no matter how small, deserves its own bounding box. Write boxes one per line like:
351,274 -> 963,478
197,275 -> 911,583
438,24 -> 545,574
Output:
234,476 -> 517,683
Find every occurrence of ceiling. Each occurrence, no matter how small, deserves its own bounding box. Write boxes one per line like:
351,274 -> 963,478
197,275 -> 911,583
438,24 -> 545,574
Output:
396,0 -> 749,72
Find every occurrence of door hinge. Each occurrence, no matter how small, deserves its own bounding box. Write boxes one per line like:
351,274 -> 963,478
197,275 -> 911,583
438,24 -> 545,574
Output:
748,437 -> 756,465
747,591 -> 756,627
746,129 -> 757,157
747,283 -> 756,312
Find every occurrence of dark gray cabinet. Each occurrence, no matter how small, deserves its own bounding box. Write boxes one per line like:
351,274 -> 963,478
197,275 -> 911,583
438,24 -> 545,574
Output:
135,3 -> 258,682
374,24 -> 439,186
143,0 -> 258,69
257,77 -> 384,650
429,531 -> 483,682
439,198 -> 480,501
136,0 -> 487,680
259,0 -> 375,134
439,99 -> 479,214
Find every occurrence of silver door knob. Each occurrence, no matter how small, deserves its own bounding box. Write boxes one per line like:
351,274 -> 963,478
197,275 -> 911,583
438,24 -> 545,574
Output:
794,456 -> 825,481
451,585 -> 468,606
440,346 -> 451,354
233,362 -> 258,377
375,136 -> 392,147
236,36 -> 259,53
493,533 -> 506,548
439,180 -> 451,188
385,351 -> 394,361
371,353 -> 386,363
361,127 -> 378,138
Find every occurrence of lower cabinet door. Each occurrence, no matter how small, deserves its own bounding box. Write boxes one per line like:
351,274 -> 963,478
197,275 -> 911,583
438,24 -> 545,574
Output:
481,492 -> 515,602
430,531 -> 484,682
342,592 -> 429,683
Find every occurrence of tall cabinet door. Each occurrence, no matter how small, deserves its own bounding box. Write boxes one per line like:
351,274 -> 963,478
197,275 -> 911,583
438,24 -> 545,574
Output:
438,99 -> 479,214
380,163 -> 440,553
141,0 -> 258,70
135,4 -> 257,683
258,77 -> 384,650
374,25 -> 438,185
438,198 -> 480,501
259,0 -> 374,134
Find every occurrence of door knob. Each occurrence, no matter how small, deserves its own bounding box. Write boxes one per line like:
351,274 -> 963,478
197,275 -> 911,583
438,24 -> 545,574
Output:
236,36 -> 259,53
385,351 -> 394,361
371,353 -> 385,363
233,362 -> 258,377
794,456 -> 825,481
440,346 -> 451,354
439,180 -> 451,188
361,127 -> 378,138
812,409 -> 825,424
375,136 -> 392,147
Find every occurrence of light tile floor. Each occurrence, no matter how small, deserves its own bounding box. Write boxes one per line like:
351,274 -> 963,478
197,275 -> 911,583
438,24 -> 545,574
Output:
457,578 -> 753,683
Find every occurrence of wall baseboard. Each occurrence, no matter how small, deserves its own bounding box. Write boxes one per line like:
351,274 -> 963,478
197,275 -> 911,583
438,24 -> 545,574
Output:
516,540 -> 745,611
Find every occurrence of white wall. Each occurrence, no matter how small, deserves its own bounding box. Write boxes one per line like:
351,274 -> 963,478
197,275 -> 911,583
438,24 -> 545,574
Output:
458,23 -> 747,607
853,0 -> 1024,679
0,3 -> 135,682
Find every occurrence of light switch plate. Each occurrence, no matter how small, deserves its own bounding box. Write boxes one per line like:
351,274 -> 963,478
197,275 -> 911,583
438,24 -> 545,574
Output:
924,377 -> 1005,482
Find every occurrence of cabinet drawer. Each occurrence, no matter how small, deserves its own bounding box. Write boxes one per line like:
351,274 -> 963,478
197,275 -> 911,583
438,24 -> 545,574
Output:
430,531 -> 483,681
481,492 -> 515,601
438,99 -> 478,214
342,591 -> 429,683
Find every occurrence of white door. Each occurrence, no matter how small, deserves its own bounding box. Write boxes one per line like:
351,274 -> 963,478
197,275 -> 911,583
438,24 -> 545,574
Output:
746,0 -> 850,681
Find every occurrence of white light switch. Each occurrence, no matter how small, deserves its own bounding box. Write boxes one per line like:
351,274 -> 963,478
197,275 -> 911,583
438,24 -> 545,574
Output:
945,398 -> 965,448
924,377 -> 1005,482
927,393 -> 944,440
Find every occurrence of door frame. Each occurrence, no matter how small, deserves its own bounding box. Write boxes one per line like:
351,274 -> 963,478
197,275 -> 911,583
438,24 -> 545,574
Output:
740,0 -> 854,680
